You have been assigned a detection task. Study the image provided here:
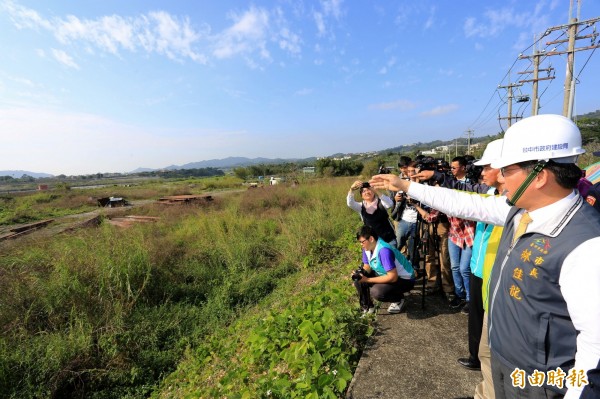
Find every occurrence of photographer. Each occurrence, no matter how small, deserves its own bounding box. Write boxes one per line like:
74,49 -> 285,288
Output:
347,180 -> 396,245
391,162 -> 419,256
353,225 -> 415,314
401,159 -> 455,300
398,156 -> 412,179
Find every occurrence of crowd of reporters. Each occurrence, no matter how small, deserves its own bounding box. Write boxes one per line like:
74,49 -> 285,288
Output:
347,115 -> 600,399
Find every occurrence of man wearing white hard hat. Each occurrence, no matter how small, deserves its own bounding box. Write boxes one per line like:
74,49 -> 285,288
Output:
369,114 -> 600,399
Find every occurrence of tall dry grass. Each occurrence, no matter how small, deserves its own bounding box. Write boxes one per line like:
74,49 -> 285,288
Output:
0,177 -> 361,398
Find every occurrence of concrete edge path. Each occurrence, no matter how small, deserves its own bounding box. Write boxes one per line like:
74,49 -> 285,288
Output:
346,290 -> 482,399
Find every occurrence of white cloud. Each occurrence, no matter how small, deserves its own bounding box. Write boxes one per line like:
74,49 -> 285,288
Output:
312,0 -> 343,38
321,0 -> 343,19
2,72 -> 35,87
2,2 -> 305,67
295,88 -> 313,96
213,7 -> 269,60
394,4 -> 415,26
212,6 -> 302,62
53,12 -> 208,63
51,48 -> 79,69
273,7 -> 302,55
1,1 -> 210,64
379,56 -> 397,74
1,0 -> 53,30
420,104 -> 459,117
424,6 -> 436,30
314,11 -> 326,36
464,8 -> 529,38
368,99 -> 416,111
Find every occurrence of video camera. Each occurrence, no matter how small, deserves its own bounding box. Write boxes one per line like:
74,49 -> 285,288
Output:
415,156 -> 437,172
378,165 -> 393,174
465,156 -> 483,182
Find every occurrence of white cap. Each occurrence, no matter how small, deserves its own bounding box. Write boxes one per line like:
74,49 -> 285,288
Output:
473,139 -> 503,166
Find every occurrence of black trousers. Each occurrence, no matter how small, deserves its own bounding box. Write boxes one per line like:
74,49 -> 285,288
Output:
491,353 -> 564,399
468,273 -> 484,364
354,270 -> 414,309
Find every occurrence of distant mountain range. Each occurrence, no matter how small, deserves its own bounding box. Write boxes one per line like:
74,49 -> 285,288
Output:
2,110 -> 598,178
0,157 -> 316,178
0,170 -> 54,178
132,156 -> 315,173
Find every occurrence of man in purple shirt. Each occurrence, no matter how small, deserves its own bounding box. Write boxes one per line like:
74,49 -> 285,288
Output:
353,225 -> 415,315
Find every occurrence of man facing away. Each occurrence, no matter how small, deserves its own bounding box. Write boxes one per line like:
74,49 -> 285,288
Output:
370,114 -> 600,399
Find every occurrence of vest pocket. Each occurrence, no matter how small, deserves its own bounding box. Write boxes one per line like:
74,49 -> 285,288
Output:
536,315 -> 549,365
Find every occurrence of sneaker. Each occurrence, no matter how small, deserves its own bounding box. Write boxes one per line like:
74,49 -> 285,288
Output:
461,302 -> 470,314
387,299 -> 407,314
360,307 -> 376,317
449,296 -> 466,309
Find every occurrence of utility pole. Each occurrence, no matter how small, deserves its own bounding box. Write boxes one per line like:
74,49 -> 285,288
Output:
465,129 -> 474,155
498,82 -> 523,127
518,35 -> 555,116
536,10 -> 600,117
563,16 -> 578,118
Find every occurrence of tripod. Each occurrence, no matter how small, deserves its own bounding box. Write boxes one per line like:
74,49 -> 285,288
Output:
409,210 -> 441,309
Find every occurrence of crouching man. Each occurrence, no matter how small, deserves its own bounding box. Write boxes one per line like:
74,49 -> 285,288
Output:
353,225 -> 415,315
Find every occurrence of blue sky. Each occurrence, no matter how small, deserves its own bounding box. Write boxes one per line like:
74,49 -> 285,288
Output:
1,0 -> 599,175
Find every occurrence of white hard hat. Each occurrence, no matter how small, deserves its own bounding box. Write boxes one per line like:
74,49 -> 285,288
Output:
474,139 -> 503,166
490,114 -> 585,169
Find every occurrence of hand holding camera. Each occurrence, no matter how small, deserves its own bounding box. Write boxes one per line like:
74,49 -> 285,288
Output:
351,266 -> 366,281
350,180 -> 363,190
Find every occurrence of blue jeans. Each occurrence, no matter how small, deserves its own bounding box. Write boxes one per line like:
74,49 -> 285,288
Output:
396,220 -> 417,260
448,239 -> 472,301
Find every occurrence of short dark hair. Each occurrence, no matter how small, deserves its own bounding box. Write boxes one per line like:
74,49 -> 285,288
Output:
359,182 -> 372,193
519,160 -> 582,189
452,156 -> 467,167
356,225 -> 378,241
398,156 -> 412,168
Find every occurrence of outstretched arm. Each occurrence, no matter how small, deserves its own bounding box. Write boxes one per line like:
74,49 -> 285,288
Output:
370,174 -> 411,193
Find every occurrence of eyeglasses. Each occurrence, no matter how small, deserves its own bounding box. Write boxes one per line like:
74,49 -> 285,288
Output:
500,165 -> 521,177
358,239 -> 368,244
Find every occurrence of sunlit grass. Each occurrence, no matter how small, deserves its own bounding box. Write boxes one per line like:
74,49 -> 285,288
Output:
0,176 -> 367,398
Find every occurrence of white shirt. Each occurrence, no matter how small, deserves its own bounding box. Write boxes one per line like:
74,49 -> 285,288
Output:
408,183 -> 600,398
346,192 -> 393,214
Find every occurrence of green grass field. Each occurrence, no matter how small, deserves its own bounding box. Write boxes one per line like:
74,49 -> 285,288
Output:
0,176 -> 372,398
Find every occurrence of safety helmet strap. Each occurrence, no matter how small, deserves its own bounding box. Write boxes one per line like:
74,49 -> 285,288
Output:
506,160 -> 548,207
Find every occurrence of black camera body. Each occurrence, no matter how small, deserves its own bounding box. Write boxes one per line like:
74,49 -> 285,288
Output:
415,156 -> 437,172
465,162 -> 483,182
351,267 -> 366,281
